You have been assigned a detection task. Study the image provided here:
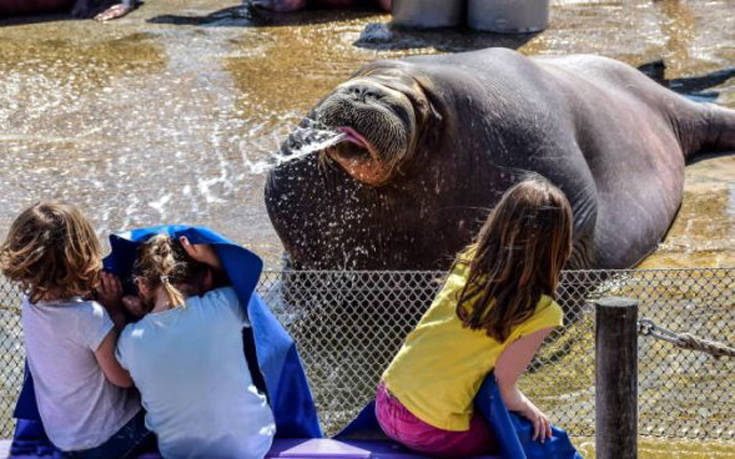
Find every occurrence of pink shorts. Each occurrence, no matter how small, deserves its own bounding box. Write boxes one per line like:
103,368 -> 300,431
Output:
375,383 -> 497,457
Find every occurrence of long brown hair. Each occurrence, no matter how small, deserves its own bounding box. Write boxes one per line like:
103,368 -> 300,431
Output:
133,235 -> 207,308
0,202 -> 102,303
455,177 -> 573,342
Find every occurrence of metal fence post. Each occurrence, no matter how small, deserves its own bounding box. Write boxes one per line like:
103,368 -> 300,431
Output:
595,297 -> 638,459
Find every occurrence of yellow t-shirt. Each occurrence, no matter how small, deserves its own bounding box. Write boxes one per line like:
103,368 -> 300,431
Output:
381,261 -> 563,432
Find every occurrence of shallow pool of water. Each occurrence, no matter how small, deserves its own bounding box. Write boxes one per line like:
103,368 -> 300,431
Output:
1,3 -> 734,450
0,0 -> 733,269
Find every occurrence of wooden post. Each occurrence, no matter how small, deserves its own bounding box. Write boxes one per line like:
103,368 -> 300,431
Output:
595,297 -> 638,459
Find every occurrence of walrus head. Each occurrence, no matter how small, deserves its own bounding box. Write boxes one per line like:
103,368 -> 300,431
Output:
315,64 -> 441,186
265,62 -> 481,270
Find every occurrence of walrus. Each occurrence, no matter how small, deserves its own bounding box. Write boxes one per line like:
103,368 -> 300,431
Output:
252,0 -> 391,13
265,48 -> 735,271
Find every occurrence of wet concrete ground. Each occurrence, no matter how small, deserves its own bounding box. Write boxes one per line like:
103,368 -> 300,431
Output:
0,0 -> 733,269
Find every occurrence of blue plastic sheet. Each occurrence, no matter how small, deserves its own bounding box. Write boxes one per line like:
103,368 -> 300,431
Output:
10,225 -> 322,456
475,375 -> 582,459
337,374 -> 582,459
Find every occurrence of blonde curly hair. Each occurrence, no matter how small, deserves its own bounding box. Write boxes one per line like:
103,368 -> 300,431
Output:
133,235 -> 207,308
0,202 -> 102,303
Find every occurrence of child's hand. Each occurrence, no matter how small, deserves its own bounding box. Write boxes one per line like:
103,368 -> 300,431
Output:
521,401 -> 552,443
179,236 -> 222,271
96,272 -> 128,330
122,295 -> 146,319
97,272 -> 124,312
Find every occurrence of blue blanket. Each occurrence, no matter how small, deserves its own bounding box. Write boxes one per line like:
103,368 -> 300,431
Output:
475,376 -> 582,459
337,375 -> 582,459
10,225 -> 322,456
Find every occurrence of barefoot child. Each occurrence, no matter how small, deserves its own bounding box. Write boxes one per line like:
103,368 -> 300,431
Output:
113,234 -> 276,459
0,202 -> 150,457
376,178 -> 573,456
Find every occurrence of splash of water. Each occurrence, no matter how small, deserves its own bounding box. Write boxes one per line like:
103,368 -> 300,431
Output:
240,122 -> 346,175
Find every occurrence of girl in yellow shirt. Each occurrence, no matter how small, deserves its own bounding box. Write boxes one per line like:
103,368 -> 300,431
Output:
377,177 -> 573,457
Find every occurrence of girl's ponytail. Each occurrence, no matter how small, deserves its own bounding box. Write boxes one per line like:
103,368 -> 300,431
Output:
160,275 -> 186,308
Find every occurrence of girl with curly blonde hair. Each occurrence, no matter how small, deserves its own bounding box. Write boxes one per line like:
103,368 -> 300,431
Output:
1,202 -> 151,458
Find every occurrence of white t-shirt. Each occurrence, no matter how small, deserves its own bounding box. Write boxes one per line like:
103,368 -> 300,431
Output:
116,287 -> 276,459
22,296 -> 141,451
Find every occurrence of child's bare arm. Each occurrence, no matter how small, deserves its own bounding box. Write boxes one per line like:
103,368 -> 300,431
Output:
495,327 -> 554,442
96,272 -> 127,330
179,236 -> 222,271
94,330 -> 133,387
94,272 -> 134,386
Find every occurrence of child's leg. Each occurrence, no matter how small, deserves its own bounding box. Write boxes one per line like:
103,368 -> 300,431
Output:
64,410 -> 155,459
375,384 -> 497,457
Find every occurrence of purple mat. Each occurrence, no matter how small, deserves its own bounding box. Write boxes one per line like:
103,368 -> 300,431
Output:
267,439 -> 423,458
3,438 -> 500,458
138,438 -> 499,458
266,439 -> 500,458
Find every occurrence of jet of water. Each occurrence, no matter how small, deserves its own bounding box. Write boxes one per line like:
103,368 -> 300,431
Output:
240,121 -> 346,175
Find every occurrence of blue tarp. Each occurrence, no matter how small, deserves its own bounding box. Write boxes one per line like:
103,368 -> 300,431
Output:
10,225 -> 322,456
475,375 -> 582,459
337,374 -> 582,459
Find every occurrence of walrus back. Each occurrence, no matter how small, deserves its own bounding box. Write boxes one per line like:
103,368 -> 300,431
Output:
538,53 -> 735,161
400,48 -> 735,162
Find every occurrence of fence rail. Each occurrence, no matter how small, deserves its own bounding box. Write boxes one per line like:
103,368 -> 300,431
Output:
1,268 -> 734,442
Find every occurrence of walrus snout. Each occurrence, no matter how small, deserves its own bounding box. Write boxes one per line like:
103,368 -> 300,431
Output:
316,81 -> 415,186
324,126 -> 393,185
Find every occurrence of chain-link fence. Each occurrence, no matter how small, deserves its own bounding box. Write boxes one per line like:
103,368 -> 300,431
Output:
1,268 -> 733,443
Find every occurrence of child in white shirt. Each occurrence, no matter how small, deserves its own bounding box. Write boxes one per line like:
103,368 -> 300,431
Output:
0,202 -> 151,457
113,234 -> 275,459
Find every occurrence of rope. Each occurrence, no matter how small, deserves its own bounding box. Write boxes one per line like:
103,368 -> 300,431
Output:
638,318 -> 735,359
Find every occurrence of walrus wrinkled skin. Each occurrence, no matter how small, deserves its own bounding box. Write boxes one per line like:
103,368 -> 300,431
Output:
265,48 -> 735,271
